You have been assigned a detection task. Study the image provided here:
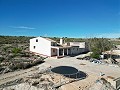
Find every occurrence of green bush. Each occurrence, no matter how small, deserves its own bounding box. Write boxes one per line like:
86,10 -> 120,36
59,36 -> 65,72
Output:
12,48 -> 22,55
90,52 -> 100,59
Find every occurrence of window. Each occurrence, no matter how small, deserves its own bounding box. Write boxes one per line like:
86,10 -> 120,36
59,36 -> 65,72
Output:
36,39 -> 38,42
33,46 -> 36,49
53,49 -> 55,53
51,42 -> 57,46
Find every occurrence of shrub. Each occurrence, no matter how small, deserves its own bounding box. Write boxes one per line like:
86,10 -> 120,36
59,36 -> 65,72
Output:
12,47 -> 22,55
9,65 -> 18,71
90,52 -> 100,59
0,57 -> 4,62
20,52 -> 30,57
7,55 -> 15,60
9,63 -> 24,70
17,63 -> 25,69
23,63 -> 32,69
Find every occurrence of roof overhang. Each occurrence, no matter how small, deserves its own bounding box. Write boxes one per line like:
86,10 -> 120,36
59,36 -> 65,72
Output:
51,46 -> 71,49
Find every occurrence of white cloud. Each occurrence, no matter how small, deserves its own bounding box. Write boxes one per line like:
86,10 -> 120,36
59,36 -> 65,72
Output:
9,26 -> 36,29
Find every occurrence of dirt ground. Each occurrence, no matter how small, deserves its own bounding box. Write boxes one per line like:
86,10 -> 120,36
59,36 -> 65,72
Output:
0,54 -> 120,90
45,56 -> 120,90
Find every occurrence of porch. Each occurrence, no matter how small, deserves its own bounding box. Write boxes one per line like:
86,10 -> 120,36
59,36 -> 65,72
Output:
51,46 -> 71,57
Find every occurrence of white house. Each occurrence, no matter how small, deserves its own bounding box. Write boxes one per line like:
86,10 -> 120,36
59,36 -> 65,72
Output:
30,37 -> 89,58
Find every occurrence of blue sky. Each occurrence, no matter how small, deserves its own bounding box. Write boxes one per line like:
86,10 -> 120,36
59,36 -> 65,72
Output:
0,0 -> 120,38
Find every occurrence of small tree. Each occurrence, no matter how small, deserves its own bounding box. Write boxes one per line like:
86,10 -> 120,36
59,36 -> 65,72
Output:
88,38 -> 112,59
12,47 -> 22,56
90,52 -> 100,59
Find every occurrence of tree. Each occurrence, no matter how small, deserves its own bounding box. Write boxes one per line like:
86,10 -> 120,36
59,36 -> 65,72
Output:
88,38 -> 112,59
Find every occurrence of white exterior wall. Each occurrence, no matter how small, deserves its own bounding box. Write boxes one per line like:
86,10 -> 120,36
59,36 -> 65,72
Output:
60,38 -> 65,45
30,37 -> 89,57
70,47 -> 87,55
70,47 -> 80,55
30,37 -> 51,56
69,42 -> 88,55
79,42 -> 86,48
69,42 -> 87,48
79,42 -> 89,52
69,42 -> 80,46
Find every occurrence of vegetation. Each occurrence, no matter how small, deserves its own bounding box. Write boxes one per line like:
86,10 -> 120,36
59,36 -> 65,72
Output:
88,38 -> 113,59
0,35 -> 119,61
12,47 -> 22,56
0,35 -> 34,44
51,37 -> 120,59
110,41 -> 120,45
0,35 -> 45,74
50,37 -> 85,42
0,42 -> 45,73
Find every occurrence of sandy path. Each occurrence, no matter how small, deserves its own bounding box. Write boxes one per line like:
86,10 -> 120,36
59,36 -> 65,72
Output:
0,63 -> 50,86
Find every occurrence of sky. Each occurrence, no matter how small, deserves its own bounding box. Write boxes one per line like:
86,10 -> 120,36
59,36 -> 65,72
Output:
0,0 -> 120,38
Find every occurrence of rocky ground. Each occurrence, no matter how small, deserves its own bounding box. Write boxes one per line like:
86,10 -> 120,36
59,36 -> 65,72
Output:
0,54 -> 120,90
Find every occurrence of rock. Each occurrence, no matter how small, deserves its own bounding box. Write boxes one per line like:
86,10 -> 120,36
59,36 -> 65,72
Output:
31,81 -> 39,86
2,67 -> 12,74
40,78 -> 45,81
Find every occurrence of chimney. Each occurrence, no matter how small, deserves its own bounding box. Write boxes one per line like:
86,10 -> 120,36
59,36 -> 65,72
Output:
60,38 -> 64,45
